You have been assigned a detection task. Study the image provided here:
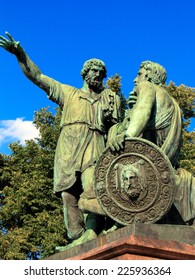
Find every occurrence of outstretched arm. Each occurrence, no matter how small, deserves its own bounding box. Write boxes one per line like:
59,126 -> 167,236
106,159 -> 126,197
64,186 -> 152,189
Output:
0,32 -> 50,92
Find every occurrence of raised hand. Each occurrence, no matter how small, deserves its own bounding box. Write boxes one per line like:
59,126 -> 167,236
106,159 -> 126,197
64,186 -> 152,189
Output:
0,32 -> 23,56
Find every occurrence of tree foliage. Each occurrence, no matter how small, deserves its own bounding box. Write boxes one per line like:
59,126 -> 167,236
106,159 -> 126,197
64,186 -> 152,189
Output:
0,108 -> 66,259
166,82 -> 195,175
106,73 -> 127,120
0,78 -> 194,260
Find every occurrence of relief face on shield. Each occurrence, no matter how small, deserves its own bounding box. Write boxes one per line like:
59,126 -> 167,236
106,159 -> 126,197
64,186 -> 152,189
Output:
115,159 -> 147,201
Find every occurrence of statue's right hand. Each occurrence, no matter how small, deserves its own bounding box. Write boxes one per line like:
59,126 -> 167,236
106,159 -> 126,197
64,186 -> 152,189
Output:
0,32 -> 23,56
108,132 -> 125,152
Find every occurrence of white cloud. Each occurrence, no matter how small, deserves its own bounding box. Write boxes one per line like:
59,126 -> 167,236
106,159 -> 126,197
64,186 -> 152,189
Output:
0,118 -> 40,147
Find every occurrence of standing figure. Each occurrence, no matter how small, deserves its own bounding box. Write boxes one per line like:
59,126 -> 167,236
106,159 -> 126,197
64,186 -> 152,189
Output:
0,32 -> 121,247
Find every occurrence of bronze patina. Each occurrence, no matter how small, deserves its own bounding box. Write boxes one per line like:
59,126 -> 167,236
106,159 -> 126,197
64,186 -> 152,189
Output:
95,138 -> 176,225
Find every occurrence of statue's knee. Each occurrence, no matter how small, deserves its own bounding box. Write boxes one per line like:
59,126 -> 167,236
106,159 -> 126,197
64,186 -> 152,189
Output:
61,191 -> 69,201
78,198 -> 85,211
78,197 -> 105,216
78,197 -> 91,213
61,191 -> 77,206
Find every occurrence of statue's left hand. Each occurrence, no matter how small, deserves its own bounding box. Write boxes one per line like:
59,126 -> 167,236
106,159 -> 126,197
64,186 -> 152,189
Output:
0,32 -> 23,56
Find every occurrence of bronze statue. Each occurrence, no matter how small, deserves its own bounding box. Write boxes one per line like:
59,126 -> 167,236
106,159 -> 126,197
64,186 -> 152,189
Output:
125,61 -> 182,167
107,61 -> 195,225
1,31 -> 194,251
0,32 -> 121,248
108,61 -> 182,165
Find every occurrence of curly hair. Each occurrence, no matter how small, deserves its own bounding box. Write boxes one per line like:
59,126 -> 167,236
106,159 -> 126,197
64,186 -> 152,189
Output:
81,58 -> 107,80
140,61 -> 167,86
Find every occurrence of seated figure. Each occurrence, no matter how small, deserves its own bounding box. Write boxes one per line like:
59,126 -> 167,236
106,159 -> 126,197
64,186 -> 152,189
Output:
108,61 -> 195,225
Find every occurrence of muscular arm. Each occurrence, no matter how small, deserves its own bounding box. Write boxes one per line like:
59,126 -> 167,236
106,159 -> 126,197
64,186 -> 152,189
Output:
125,81 -> 156,137
0,32 -> 52,93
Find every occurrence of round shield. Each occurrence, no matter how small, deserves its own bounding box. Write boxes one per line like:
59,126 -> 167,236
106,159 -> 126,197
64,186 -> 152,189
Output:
94,137 -> 176,225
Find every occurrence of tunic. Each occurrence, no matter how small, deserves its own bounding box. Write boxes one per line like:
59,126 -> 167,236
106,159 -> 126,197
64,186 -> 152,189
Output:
47,79 -> 120,193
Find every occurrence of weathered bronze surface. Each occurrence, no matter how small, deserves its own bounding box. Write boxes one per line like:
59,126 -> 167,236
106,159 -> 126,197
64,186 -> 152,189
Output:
95,138 -> 175,225
0,32 -> 121,246
1,33 -> 194,253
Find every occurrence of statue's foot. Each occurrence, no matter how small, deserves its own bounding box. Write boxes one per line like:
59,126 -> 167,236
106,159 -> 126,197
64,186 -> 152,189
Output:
55,245 -> 68,252
102,225 -> 118,235
101,223 -> 122,235
55,229 -> 97,252
70,229 -> 97,247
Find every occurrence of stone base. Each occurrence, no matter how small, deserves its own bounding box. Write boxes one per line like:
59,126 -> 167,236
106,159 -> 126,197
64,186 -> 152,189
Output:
46,224 -> 195,260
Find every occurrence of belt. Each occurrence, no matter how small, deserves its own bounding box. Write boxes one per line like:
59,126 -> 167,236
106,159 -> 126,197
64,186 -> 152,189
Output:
60,121 -> 106,133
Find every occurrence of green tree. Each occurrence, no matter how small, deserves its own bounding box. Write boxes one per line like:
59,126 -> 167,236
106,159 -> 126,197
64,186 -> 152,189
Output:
166,82 -> 195,175
0,107 -> 66,260
106,73 -> 127,121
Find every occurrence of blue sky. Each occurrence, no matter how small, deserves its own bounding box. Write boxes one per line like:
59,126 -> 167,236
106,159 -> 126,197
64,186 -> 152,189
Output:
0,0 -> 195,155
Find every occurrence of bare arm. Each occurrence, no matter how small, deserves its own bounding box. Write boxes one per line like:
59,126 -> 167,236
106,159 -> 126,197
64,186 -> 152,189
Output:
125,81 -> 156,137
0,32 -> 51,93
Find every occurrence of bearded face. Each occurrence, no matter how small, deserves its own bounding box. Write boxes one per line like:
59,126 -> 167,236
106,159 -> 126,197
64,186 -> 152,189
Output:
85,65 -> 104,91
122,169 -> 142,199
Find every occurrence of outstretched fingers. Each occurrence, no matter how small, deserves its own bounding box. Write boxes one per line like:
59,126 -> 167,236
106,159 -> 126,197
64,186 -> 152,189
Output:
0,33 -> 12,49
0,32 -> 21,54
5,31 -> 15,42
0,35 -> 8,43
0,40 -> 9,50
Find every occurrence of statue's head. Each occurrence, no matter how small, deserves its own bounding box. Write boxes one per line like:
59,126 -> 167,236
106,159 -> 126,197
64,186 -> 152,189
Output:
136,61 -> 167,86
81,58 -> 107,80
81,59 -> 107,91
